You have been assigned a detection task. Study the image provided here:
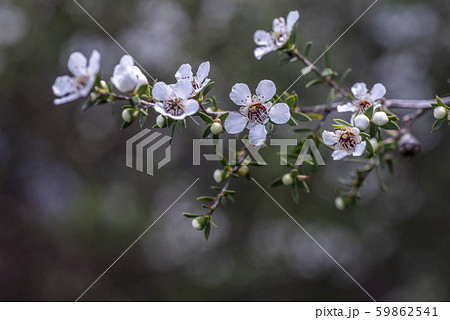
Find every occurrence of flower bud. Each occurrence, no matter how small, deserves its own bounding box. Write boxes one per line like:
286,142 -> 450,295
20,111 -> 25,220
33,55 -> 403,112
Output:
122,109 -> 135,123
206,107 -> 215,113
192,216 -> 208,230
282,173 -> 294,186
372,111 -> 389,126
100,80 -> 109,91
213,169 -> 224,183
433,106 -> 448,120
398,133 -> 421,157
238,165 -> 249,176
210,122 -> 223,135
156,115 -> 166,128
353,114 -> 370,130
335,197 -> 345,210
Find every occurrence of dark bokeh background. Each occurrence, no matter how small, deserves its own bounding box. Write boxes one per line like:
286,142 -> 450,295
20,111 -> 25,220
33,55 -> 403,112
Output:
0,0 -> 449,301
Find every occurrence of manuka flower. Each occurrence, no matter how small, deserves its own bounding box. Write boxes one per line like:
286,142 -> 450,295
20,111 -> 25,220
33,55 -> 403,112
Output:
152,80 -> 200,120
253,10 -> 300,60
224,80 -> 290,146
337,82 -> 386,117
175,61 -> 210,97
52,50 -> 100,104
111,55 -> 147,93
322,127 -> 366,160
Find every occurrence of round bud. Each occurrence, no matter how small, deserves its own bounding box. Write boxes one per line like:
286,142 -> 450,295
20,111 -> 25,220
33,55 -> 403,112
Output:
210,122 -> 223,135
206,107 -> 215,114
213,169 -> 224,183
192,216 -> 207,230
335,197 -> 345,210
433,106 -> 447,120
372,111 -> 389,126
156,115 -> 166,128
238,165 -> 249,176
353,114 -> 370,130
282,173 -> 294,186
398,133 -> 421,157
122,109 -> 135,123
100,80 -> 108,91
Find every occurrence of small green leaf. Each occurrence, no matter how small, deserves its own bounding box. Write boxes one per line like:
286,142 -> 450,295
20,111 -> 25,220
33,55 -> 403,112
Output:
269,177 -> 283,188
338,68 -> 352,85
321,68 -> 333,77
431,118 -> 446,133
381,121 -> 400,130
202,82 -> 215,96
285,95 -> 298,109
182,212 -> 202,218
436,95 -> 447,107
266,122 -> 274,134
201,98 -> 213,106
202,125 -> 211,138
305,79 -> 323,88
81,98 -> 99,112
139,113 -> 147,129
198,112 -> 214,124
121,121 -> 133,129
197,196 -> 216,202
303,41 -> 312,57
204,222 -> 211,240
364,105 -> 374,118
287,117 -> 298,126
292,111 -> 312,122
306,113 -> 323,120
333,119 -> 352,127
218,112 -> 229,121
137,84 -> 149,97
291,181 -> 300,204
365,137 -> 375,156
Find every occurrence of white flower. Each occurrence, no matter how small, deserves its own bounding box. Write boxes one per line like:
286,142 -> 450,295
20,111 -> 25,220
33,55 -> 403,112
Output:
353,114 -> 370,131
322,127 -> 366,160
224,80 -> 291,146
372,111 -> 389,126
111,55 -> 147,93
175,61 -> 210,97
337,82 -> 386,117
52,50 -> 101,105
153,80 -> 199,120
253,10 -> 300,60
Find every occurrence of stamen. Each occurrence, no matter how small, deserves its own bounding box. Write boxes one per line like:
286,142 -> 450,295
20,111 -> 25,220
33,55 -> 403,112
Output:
338,130 -> 358,151
247,103 -> 269,124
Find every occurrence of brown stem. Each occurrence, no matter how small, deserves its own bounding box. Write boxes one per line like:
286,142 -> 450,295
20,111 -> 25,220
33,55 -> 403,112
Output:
291,48 -> 349,97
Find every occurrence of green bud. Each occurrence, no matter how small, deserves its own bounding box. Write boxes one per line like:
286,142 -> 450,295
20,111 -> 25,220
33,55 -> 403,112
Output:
433,106 -> 447,120
210,122 -> 223,135
156,115 -> 166,128
238,165 -> 249,176
122,109 -> 135,123
213,169 -> 224,183
282,173 -> 294,186
192,216 -> 208,230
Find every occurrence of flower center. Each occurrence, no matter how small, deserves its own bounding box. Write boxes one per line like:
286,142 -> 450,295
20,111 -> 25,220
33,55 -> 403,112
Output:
76,75 -> 90,89
338,130 -> 358,151
247,103 -> 269,124
354,99 -> 372,113
164,98 -> 185,116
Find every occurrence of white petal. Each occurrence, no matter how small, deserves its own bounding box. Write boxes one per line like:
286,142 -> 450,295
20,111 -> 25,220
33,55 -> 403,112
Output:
111,68 -> 136,93
229,83 -> 252,106
322,130 -> 337,146
224,113 -> 248,134
248,124 -> 267,146
154,102 -> 168,116
272,17 -> 285,34
254,30 -> 272,46
79,76 -> 95,97
254,46 -> 274,60
152,82 -> 172,101
351,82 -> 367,99
132,66 -> 148,87
175,63 -> 192,81
196,61 -> 210,83
337,103 -> 357,113
183,99 -> 199,116
370,83 -> 386,101
286,10 -> 300,32
88,50 -> 101,75
332,150 -> 348,161
255,79 -> 276,102
67,52 -> 87,77
172,79 -> 193,99
353,141 -> 366,157
52,75 -> 76,97
351,127 -> 360,135
54,92 -> 81,105
269,103 -> 290,124
120,55 -> 134,67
